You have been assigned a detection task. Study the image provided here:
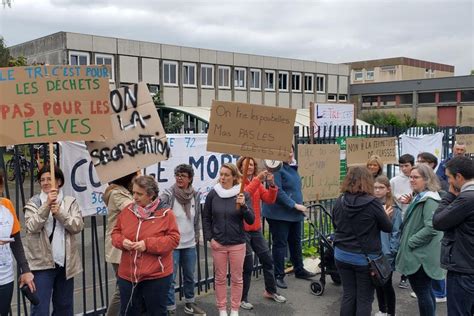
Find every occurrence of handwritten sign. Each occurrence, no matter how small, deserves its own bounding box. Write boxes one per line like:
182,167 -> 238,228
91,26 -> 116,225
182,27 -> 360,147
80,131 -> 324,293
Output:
59,141 -> 107,217
0,65 -> 112,146
346,137 -> 397,165
298,144 -> 340,201
86,82 -> 170,183
144,134 -> 239,203
207,100 -> 296,161
312,103 -> 354,137
456,134 -> 474,153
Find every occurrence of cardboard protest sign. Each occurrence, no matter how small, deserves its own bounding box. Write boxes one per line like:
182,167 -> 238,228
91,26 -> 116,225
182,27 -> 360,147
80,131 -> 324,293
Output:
456,134 -> 474,153
346,137 -> 397,166
86,82 -> 170,183
0,65 -> 112,146
59,141 -> 107,216
207,100 -> 296,161
144,134 -> 239,203
311,103 -> 355,137
298,144 -> 340,201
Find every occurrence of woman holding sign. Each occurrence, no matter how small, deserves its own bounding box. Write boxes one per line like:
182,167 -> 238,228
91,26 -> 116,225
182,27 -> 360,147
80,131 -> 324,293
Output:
202,163 -> 254,316
0,170 -> 35,316
24,164 -> 84,316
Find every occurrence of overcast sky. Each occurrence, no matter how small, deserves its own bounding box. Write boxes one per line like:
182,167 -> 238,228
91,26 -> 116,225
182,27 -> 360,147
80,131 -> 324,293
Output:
1,0 -> 472,75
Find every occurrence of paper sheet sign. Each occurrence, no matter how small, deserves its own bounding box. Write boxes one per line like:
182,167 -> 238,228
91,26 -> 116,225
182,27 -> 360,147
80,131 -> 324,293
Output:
207,100 -> 296,161
0,65 -> 112,146
86,82 -> 170,183
346,137 -> 397,165
298,144 -> 340,201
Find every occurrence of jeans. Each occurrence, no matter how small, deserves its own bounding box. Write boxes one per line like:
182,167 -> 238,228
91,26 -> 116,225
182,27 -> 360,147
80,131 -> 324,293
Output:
211,240 -> 246,311
167,247 -> 197,311
266,219 -> 304,279
432,278 -> 446,298
375,272 -> 395,315
242,231 -> 277,301
408,267 -> 436,316
31,266 -> 74,316
107,263 -> 121,316
0,281 -> 13,316
335,259 -> 374,316
446,271 -> 474,316
118,275 -> 172,316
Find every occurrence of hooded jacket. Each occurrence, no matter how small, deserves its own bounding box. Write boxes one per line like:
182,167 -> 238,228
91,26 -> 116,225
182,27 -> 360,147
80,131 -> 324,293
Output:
111,200 -> 180,283
332,193 -> 392,254
433,181 -> 474,274
243,177 -> 277,232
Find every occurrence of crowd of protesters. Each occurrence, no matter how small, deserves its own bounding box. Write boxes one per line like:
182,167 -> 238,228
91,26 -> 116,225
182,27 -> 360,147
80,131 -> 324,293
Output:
0,140 -> 473,316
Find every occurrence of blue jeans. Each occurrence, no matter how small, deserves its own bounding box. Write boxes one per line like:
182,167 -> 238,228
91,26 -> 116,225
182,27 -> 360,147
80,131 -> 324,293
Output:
31,266 -> 74,316
446,271 -> 474,316
408,267 -> 436,316
432,278 -> 446,298
118,275 -> 172,316
167,247 -> 197,310
266,218 -> 304,279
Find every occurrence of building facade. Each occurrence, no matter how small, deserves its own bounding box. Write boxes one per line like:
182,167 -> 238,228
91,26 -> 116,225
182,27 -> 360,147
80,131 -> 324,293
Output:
9,32 -> 350,109
351,75 -> 474,126
346,57 -> 454,85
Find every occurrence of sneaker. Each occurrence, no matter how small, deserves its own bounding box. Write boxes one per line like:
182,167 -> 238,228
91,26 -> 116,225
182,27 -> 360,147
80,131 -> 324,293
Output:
263,290 -> 287,303
410,292 -> 417,299
399,279 -> 409,289
374,312 -> 387,316
167,310 -> 176,315
276,278 -> 288,289
219,310 -> 228,316
240,301 -> 253,310
230,310 -> 239,316
184,302 -> 206,315
295,269 -> 317,280
435,297 -> 447,303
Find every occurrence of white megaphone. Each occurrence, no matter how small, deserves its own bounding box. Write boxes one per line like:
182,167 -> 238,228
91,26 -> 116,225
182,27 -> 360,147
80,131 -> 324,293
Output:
263,159 -> 283,172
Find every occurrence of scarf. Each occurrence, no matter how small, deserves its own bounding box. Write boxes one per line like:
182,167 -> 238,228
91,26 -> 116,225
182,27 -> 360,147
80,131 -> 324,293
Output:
132,198 -> 160,219
172,184 -> 195,220
213,183 -> 240,198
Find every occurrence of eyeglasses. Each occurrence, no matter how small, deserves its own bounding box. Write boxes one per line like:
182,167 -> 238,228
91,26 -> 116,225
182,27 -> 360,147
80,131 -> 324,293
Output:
174,174 -> 189,179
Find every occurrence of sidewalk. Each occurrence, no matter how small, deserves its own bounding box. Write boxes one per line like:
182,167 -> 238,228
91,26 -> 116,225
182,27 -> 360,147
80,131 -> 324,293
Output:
174,272 -> 447,316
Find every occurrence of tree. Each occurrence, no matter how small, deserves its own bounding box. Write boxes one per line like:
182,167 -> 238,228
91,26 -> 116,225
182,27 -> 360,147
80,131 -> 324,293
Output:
0,37 -> 27,67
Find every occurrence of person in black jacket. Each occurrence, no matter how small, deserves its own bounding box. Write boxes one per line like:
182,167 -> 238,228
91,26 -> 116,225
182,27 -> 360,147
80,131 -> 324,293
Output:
202,163 -> 254,316
332,166 -> 392,316
433,156 -> 474,316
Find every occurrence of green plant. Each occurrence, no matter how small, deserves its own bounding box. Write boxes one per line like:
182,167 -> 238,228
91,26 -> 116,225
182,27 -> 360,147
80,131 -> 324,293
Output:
360,111 -> 437,129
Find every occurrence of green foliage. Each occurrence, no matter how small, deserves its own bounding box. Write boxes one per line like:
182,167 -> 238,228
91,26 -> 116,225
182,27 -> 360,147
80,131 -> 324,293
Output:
471,69 -> 474,75
152,90 -> 165,106
0,38 -> 27,67
152,91 -> 184,133
360,111 -> 436,128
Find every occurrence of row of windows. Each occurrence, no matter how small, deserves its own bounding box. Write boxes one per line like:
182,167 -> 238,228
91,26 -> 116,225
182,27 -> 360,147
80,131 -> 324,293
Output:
362,90 -> 474,107
354,69 -> 374,81
69,51 -> 328,93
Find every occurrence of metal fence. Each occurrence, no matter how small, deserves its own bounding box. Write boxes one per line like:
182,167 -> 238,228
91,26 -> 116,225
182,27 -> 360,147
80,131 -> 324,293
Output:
2,124 -> 474,315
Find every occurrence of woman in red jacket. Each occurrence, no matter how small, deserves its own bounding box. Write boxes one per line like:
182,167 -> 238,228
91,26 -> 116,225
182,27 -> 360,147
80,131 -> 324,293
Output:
112,175 -> 180,316
236,157 -> 287,311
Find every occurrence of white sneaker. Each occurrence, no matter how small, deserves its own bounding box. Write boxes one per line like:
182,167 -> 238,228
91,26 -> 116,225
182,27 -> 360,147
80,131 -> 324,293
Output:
219,310 -> 228,316
410,292 -> 417,298
240,301 -> 253,310
230,310 -> 239,316
436,297 -> 447,303
374,312 -> 388,316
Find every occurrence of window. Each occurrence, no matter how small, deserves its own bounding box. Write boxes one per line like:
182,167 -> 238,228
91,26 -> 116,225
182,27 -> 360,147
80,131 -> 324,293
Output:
163,61 -> 178,86
316,75 -> 325,93
234,68 -> 246,89
218,66 -> 230,89
338,94 -> 347,102
354,70 -> 363,81
418,92 -> 436,104
265,70 -> 275,91
381,66 -> 396,75
291,73 -> 301,92
304,74 -> 313,93
250,69 -> 261,90
69,51 -> 89,66
366,69 -> 374,80
201,65 -> 214,88
147,84 -> 160,95
95,54 -> 114,82
278,71 -> 288,91
439,91 -> 457,103
183,63 -> 196,87
425,68 -> 435,78
461,90 -> 474,102
327,94 -> 337,102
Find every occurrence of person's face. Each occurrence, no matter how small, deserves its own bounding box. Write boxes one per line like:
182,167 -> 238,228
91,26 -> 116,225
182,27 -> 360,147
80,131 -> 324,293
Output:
367,162 -> 380,176
246,159 -> 255,176
287,147 -> 294,163
446,169 -> 464,191
400,162 -> 413,177
39,172 -> 60,193
416,157 -> 436,170
132,183 -> 153,207
175,172 -> 191,189
219,167 -> 235,189
453,145 -> 466,157
374,182 -> 389,200
410,169 -> 426,193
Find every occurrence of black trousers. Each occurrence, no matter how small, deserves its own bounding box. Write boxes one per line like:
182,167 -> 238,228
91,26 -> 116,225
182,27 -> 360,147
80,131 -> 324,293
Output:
242,231 -> 277,301
0,281 -> 13,316
375,272 -> 395,315
447,271 -> 474,316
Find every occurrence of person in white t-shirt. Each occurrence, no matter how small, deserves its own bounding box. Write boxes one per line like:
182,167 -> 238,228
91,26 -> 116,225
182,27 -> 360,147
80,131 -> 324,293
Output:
390,154 -> 415,217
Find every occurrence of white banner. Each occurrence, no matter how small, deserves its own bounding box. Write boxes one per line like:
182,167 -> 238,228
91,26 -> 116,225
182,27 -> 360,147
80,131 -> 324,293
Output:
313,103 -> 355,137
144,134 -> 239,203
59,141 -> 108,217
400,132 -> 444,172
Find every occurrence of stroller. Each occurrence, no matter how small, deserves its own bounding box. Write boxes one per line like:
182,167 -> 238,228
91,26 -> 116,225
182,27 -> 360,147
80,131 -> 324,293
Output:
306,203 -> 340,296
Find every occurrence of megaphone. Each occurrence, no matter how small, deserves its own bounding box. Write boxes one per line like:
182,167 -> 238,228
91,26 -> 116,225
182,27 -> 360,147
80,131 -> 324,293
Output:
263,159 -> 283,172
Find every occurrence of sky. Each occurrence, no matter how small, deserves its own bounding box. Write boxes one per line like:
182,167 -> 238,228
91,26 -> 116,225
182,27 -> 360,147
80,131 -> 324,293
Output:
1,0 -> 473,75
